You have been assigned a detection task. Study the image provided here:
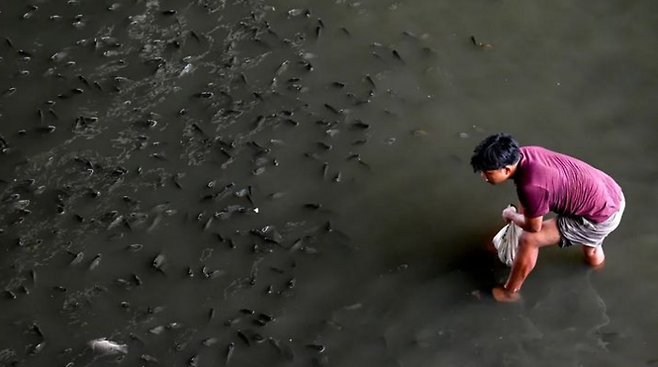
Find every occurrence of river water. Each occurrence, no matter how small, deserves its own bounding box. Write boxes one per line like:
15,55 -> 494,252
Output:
1,1 -> 657,366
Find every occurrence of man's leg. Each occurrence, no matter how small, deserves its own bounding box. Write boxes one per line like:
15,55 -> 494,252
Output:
581,245 -> 605,267
504,218 -> 562,292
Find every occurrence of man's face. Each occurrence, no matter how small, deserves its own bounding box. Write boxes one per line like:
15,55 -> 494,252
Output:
480,167 -> 510,185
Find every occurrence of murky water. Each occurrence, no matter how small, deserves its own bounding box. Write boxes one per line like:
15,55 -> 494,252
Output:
1,1 -> 657,366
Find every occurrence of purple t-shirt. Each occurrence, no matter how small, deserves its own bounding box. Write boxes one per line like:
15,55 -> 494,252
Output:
514,146 -> 623,223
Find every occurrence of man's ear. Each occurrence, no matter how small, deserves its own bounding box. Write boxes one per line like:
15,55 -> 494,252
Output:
503,165 -> 513,175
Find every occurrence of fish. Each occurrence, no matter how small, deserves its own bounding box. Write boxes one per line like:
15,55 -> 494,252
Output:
141,355 -> 159,363
352,120 -> 369,129
132,274 -> 143,285
470,35 -> 492,49
30,342 -> 46,355
323,103 -> 342,115
88,254 -> 102,270
225,342 -> 235,364
307,344 -> 326,353
69,252 -> 84,265
88,338 -> 128,355
364,74 -> 376,89
237,330 -> 250,346
392,49 -> 404,62
31,323 -> 44,338
152,254 -> 166,272
274,60 -> 289,76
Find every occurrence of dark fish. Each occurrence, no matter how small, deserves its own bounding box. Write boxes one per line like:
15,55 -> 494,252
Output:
31,323 -> 44,338
324,103 -> 342,115
152,254 -> 166,272
20,285 -> 29,296
340,27 -> 351,35
70,252 -> 84,265
275,60 -> 289,76
304,203 -> 322,210
392,49 -> 404,63
237,330 -> 250,346
30,342 -> 46,355
317,142 -> 332,150
225,342 -> 235,364
300,60 -> 313,71
322,162 -> 329,178
172,173 -> 183,189
364,75 -> 376,89
35,125 -> 56,134
202,338 -> 218,346
89,254 -> 102,270
403,30 -> 419,39
141,355 -> 159,363
470,35 -> 492,49
127,274 -> 141,286
257,313 -> 274,325
306,344 -> 326,353
197,91 -> 213,98
161,10 -> 177,15
3,87 -> 17,97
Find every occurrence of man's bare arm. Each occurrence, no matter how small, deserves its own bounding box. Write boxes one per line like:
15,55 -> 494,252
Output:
505,209 -> 542,232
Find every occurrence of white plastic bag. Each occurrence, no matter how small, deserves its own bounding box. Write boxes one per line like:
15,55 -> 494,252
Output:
492,222 -> 523,266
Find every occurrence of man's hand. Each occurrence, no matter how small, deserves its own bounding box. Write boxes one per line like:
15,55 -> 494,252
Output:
492,286 -> 520,303
502,205 -> 517,223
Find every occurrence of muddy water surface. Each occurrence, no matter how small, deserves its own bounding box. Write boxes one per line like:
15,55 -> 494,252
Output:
1,1 -> 658,366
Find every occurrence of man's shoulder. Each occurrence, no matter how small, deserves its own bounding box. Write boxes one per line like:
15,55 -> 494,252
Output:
521,145 -> 553,155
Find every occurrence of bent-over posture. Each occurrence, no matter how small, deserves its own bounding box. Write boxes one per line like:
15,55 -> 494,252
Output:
470,133 -> 625,302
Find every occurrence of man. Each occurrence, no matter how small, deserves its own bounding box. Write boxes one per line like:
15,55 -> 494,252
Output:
470,133 -> 625,302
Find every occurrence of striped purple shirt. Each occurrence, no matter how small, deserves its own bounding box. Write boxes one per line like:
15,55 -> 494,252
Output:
513,146 -> 623,223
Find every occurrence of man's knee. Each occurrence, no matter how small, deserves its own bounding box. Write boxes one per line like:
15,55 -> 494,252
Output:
518,232 -> 537,249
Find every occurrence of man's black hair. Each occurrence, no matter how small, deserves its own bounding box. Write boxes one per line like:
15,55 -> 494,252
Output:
470,133 -> 521,172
